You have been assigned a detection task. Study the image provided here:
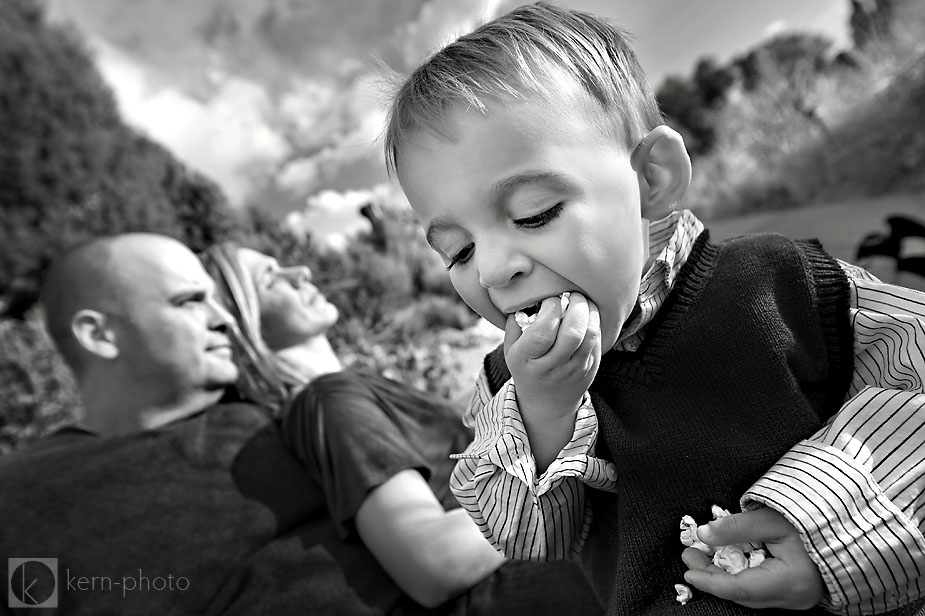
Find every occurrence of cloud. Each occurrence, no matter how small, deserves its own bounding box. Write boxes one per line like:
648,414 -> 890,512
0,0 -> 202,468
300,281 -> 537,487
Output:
764,19 -> 789,38
90,38 -> 287,204
390,0 -> 512,72
42,0 -> 512,243
275,72 -> 388,194
285,183 -> 410,251
285,188 -> 374,251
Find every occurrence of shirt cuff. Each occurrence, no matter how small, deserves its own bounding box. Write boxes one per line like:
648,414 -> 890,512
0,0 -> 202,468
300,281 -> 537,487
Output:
451,380 -> 617,495
742,441 -> 925,615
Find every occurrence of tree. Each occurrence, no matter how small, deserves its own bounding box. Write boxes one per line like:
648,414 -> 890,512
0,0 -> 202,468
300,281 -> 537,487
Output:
0,0 -> 242,314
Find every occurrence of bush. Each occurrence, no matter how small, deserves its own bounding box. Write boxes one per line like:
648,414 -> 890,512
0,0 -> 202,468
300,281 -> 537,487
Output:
0,0 -> 245,312
0,310 -> 79,454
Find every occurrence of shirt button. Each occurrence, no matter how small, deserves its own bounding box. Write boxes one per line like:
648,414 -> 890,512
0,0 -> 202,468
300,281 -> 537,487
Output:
625,338 -> 640,351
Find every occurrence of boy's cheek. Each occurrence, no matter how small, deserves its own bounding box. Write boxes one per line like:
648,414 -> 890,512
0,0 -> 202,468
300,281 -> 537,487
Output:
457,291 -> 507,331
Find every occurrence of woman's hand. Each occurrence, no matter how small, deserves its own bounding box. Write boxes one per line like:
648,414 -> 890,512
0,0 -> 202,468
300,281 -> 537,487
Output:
503,292 -> 602,471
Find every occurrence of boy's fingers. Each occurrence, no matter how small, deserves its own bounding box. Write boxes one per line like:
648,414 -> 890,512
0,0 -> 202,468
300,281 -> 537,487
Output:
510,297 -> 561,359
574,300 -> 601,375
547,293 -> 589,360
680,547 -> 716,571
578,300 -> 601,351
682,568 -> 767,609
503,314 -> 523,354
697,508 -> 793,546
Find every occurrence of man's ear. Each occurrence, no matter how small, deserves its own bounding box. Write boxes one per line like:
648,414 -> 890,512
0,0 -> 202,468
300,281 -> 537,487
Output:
71,309 -> 119,360
631,125 -> 692,219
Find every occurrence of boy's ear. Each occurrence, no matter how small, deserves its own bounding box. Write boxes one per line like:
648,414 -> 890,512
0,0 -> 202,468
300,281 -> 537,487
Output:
71,309 -> 119,360
631,125 -> 692,219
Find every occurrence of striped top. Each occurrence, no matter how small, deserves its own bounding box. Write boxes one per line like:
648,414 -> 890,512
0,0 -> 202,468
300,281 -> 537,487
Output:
449,209 -> 925,615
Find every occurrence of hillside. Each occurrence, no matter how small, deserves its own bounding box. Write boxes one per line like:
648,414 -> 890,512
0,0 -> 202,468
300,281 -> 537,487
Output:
659,0 -> 925,219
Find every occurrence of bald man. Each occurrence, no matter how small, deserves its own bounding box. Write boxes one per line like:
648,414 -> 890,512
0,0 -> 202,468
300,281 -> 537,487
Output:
0,234 -> 377,615
39,233 -> 239,434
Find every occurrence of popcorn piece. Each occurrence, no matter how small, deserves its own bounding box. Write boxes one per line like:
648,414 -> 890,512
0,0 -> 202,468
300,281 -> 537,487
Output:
679,515 -> 697,546
559,291 -> 571,311
710,505 -> 731,519
674,584 -> 693,606
713,544 -> 749,575
514,311 -> 536,331
679,515 -> 714,555
748,548 -> 767,569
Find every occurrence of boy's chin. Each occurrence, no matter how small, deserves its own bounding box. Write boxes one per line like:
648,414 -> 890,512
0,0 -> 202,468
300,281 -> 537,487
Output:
600,335 -> 618,352
600,326 -> 622,352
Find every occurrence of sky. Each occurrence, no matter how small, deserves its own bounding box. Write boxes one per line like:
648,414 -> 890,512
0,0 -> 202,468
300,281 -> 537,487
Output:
44,0 -> 850,248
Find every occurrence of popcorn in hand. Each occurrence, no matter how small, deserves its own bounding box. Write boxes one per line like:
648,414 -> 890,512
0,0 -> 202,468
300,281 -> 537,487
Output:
679,505 -> 769,575
679,515 -> 715,556
712,544 -> 749,575
748,548 -> 767,568
675,505 -> 770,606
514,291 -> 572,332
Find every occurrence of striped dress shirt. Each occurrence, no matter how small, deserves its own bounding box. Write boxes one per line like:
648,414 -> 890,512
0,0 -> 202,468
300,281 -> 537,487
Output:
449,209 -> 925,615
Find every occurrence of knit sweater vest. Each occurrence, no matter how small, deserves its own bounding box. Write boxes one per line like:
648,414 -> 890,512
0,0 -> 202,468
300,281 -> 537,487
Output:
483,231 -> 924,615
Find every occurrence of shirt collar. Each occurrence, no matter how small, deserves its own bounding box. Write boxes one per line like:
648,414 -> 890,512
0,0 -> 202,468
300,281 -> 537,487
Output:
616,209 -> 705,345
644,209 -> 705,292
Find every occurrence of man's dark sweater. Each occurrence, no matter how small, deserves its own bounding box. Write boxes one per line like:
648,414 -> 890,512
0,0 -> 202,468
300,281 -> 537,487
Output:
483,232 -> 925,615
0,402 -> 383,615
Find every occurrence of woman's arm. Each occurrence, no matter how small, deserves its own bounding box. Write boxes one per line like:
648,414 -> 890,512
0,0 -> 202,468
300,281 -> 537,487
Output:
356,468 -> 505,608
281,370 -> 508,608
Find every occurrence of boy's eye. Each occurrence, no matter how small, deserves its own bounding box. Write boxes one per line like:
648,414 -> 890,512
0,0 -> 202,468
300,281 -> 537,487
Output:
446,243 -> 474,270
513,202 -> 564,229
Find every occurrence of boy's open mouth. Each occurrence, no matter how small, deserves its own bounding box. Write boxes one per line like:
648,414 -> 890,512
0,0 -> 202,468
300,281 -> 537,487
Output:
513,293 -> 570,332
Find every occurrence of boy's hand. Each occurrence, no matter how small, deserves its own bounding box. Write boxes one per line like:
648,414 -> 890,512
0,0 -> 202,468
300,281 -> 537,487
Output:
503,292 -> 602,470
681,508 -> 825,610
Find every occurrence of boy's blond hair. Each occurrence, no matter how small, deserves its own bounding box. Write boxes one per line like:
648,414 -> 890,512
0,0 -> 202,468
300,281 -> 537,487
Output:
384,1 -> 663,177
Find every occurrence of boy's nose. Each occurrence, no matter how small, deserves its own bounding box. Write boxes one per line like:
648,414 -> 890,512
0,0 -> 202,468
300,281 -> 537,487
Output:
477,246 -> 532,289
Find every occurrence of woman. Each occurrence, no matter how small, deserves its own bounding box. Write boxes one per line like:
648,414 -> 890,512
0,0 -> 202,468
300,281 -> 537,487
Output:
200,242 -> 603,616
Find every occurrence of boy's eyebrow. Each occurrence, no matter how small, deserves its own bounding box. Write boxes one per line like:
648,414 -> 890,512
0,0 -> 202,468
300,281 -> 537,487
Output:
490,171 -> 570,207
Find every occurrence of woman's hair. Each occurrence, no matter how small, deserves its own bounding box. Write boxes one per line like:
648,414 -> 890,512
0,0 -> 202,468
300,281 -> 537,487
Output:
199,242 -> 307,412
384,1 -> 663,177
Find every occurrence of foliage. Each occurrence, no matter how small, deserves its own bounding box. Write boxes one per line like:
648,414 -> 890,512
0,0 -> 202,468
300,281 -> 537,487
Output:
0,310 -> 80,453
0,0 -> 246,313
663,0 -> 925,219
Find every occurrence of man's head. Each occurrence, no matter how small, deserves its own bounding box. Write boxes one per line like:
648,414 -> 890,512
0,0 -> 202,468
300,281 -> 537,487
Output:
41,233 -> 238,435
386,2 -> 692,349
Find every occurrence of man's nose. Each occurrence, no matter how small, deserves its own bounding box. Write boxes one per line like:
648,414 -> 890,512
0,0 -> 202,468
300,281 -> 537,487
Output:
477,244 -> 531,289
206,297 -> 235,331
283,266 -> 312,286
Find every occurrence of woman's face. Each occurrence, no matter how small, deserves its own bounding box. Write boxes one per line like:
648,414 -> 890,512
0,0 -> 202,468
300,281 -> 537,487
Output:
237,248 -> 339,350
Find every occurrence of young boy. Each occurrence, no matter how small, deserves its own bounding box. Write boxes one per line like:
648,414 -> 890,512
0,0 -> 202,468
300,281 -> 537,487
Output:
384,3 -> 925,614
